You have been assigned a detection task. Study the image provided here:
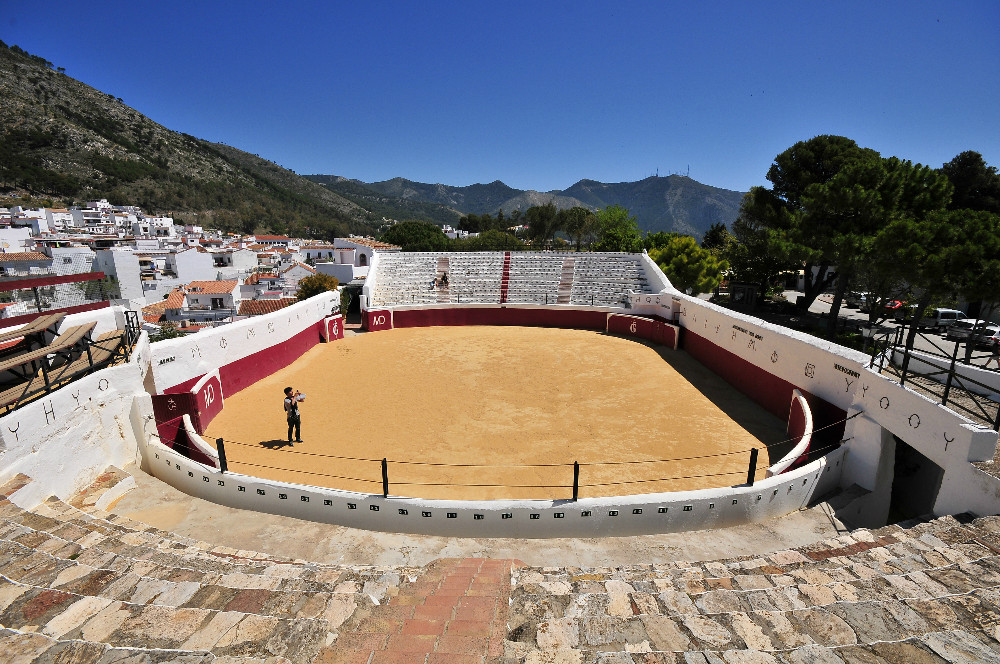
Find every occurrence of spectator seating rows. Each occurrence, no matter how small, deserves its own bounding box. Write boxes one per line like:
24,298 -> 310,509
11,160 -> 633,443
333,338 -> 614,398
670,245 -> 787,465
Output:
369,252 -> 653,308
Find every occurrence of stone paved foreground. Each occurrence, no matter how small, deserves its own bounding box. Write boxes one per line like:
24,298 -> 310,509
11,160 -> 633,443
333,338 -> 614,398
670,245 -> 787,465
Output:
6,471 -> 1000,662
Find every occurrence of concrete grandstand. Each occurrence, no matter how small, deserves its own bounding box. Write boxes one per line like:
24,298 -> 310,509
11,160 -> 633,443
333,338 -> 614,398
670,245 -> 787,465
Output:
2,250 -> 1000,661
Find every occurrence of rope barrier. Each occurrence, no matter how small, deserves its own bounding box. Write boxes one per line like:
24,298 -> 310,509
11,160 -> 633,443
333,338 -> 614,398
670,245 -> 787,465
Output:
148,408 -> 862,489
231,460 -> 380,485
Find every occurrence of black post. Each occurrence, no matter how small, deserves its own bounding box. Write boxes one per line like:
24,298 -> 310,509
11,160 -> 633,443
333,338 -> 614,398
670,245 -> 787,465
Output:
32,286 -> 42,313
382,458 -> 389,498
572,461 -> 580,501
747,448 -> 758,486
942,340 -> 960,405
216,438 -> 228,473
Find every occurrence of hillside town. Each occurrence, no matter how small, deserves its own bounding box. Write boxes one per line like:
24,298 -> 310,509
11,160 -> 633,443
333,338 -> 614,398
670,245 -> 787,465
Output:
0,200 -> 399,333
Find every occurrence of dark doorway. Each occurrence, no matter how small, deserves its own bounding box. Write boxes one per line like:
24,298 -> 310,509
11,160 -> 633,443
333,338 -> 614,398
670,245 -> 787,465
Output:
889,435 -> 944,521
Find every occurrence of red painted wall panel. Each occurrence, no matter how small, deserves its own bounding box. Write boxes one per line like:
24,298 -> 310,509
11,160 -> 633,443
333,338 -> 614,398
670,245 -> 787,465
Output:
363,309 -> 393,331
392,307 -> 608,330
154,415 -> 217,467
152,392 -> 200,432
193,373 -> 224,433
324,314 -> 345,341
682,328 -> 846,445
163,322 -> 324,396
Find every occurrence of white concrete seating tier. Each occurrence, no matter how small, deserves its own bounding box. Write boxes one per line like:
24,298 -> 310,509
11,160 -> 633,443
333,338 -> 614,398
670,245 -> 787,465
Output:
570,254 -> 651,307
505,254 -> 565,305
370,252 -> 654,308
446,252 -> 504,304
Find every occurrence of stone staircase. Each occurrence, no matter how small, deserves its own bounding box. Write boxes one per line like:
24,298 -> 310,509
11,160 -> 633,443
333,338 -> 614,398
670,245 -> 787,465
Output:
0,474 -> 418,662
4,469 -> 1000,663
502,513 -> 1000,663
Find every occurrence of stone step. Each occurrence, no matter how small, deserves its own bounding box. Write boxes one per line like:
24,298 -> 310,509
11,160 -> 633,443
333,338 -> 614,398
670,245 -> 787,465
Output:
0,574 -> 334,661
0,626 -> 222,664
500,629 -> 1000,664
319,557 -> 519,664
505,591 -> 1000,657
66,466 -> 134,513
2,496 -> 418,591
0,536 -> 402,625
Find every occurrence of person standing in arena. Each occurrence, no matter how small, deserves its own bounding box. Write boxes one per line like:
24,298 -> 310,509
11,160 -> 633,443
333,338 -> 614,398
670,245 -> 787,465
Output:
284,386 -> 304,443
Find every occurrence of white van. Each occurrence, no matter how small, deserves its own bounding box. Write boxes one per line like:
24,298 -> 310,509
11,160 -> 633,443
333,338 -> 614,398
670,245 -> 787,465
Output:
918,308 -> 967,332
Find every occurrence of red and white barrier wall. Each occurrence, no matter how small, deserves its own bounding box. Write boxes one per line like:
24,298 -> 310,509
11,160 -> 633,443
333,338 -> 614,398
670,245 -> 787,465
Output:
148,293 -> 339,396
768,389 -> 814,476
673,293 -> 1000,521
674,295 -> 860,443
146,293 -> 341,449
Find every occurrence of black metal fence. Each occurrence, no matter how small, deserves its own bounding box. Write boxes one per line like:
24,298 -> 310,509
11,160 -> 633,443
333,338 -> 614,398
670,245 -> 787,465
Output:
868,325 -> 1000,431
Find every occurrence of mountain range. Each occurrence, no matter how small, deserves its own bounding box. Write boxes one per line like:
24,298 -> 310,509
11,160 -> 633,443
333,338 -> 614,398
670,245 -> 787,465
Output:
1,40 -> 745,240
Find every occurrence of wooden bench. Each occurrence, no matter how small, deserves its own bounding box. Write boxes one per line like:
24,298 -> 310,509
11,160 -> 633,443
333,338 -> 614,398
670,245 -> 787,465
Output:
44,329 -> 125,386
0,322 -> 97,380
0,376 -> 41,412
0,312 -> 66,349
0,326 -> 122,412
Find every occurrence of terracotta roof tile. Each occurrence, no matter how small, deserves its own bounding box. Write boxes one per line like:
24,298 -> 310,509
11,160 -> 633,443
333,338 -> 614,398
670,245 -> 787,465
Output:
341,237 -> 400,250
185,280 -> 238,294
164,289 -> 185,309
281,262 -> 316,275
238,298 -> 297,316
0,251 -> 50,262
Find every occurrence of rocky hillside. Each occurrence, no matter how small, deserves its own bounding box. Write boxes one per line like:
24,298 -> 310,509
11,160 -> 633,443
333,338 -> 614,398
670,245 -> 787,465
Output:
0,41 -> 373,239
353,175 -> 745,239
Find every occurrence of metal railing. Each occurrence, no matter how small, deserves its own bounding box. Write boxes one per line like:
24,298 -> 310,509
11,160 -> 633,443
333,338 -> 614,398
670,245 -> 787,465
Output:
868,324 -> 1000,430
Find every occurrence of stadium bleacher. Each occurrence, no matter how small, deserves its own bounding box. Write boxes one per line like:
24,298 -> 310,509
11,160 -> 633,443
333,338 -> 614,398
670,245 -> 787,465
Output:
370,252 -> 654,308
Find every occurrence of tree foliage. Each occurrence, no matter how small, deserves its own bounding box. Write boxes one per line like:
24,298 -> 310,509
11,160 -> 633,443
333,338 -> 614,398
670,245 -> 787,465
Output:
649,235 -> 729,296
453,229 -> 525,251
558,206 -> 598,251
592,205 -> 641,252
723,189 -> 791,296
941,151 -> 1000,214
701,222 -> 731,251
379,220 -> 450,251
522,201 -> 561,248
296,273 -> 340,301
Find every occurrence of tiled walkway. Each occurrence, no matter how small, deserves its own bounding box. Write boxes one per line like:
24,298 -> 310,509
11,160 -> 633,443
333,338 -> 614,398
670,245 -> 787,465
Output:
316,558 -> 519,664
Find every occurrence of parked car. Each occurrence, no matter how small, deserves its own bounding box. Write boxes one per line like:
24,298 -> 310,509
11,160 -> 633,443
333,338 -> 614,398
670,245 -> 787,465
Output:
945,318 -> 990,341
916,308 -> 967,332
845,291 -> 868,308
886,300 -> 919,321
969,325 -> 1000,349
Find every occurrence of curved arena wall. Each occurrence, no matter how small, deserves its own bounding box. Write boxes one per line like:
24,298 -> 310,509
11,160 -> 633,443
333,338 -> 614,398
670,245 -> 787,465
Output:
143,417 -> 846,538
148,293 -> 339,395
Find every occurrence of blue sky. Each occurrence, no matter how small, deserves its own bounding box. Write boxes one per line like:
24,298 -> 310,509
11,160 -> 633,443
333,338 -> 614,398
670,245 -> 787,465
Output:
3,2 -> 998,193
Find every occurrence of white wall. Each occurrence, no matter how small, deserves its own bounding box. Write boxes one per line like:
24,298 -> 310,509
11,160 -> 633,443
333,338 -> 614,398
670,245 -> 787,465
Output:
173,248 -> 215,282
676,295 -> 868,412
0,341 -> 150,509
95,250 -> 143,301
143,422 -> 847,538
316,262 -> 358,284
0,228 -> 32,252
673,293 -> 1000,521
148,291 -> 338,392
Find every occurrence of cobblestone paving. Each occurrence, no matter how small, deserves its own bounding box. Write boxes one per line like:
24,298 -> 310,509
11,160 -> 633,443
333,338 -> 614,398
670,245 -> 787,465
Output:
5,472 -> 1000,663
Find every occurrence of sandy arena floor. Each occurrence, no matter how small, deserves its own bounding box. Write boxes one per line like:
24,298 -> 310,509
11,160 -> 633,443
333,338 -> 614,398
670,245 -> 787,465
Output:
205,326 -> 791,500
